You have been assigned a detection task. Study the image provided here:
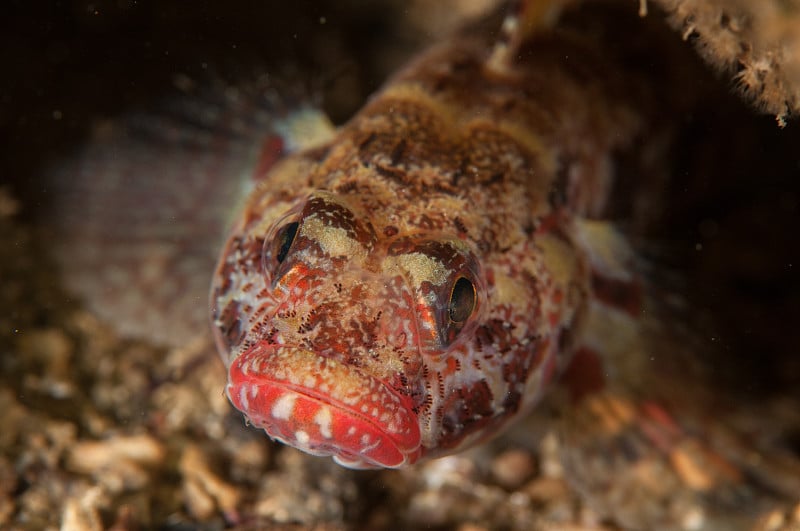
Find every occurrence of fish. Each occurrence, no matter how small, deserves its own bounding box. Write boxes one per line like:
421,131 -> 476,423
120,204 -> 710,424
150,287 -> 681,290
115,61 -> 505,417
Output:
210,3 -> 646,469
45,1 -> 800,529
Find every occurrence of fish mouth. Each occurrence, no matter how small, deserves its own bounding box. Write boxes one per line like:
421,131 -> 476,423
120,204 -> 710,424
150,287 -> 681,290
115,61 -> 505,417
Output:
226,342 -> 422,469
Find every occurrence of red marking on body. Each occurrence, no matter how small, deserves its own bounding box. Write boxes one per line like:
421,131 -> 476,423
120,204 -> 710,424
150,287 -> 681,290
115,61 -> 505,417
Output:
552,288 -> 564,304
484,268 -> 495,288
275,263 -> 313,293
253,135 -> 285,180
562,347 -> 606,402
539,339 -> 559,387
445,356 -> 458,376
638,400 -> 684,452
535,211 -> 563,235
591,274 -> 643,316
438,378 -> 497,450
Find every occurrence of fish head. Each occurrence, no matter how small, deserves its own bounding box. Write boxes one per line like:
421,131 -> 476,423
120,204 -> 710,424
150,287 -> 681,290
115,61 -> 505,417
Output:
212,189 -> 502,468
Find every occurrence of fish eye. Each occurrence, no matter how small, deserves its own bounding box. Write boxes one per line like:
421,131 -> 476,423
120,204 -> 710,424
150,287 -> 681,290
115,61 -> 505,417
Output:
273,221 -> 299,264
448,276 -> 476,324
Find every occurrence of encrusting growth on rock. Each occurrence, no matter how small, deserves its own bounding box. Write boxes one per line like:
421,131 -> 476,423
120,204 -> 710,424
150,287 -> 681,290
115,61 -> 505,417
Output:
652,0 -> 800,125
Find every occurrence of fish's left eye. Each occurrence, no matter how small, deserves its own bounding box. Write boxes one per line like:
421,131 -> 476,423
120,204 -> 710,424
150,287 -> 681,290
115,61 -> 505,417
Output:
448,277 -> 476,324
263,219 -> 300,285
273,221 -> 299,264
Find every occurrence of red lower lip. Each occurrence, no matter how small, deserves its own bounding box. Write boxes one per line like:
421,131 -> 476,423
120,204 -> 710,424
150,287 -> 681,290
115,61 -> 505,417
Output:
226,342 -> 422,468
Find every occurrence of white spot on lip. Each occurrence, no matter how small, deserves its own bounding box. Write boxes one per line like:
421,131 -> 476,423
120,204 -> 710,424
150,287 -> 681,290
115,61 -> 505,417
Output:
295,430 -> 310,445
360,434 -> 381,454
239,386 -> 250,411
314,406 -> 333,439
271,393 -> 297,420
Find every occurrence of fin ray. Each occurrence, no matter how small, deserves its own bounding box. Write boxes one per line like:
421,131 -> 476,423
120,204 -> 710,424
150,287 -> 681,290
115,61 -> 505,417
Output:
45,80 -> 332,347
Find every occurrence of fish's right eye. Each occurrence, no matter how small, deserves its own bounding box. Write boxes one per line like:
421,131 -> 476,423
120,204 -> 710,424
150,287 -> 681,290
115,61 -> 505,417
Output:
273,221 -> 299,264
263,219 -> 301,284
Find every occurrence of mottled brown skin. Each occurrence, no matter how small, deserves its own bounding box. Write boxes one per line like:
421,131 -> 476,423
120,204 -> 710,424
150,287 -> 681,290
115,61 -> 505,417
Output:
211,9 -> 658,468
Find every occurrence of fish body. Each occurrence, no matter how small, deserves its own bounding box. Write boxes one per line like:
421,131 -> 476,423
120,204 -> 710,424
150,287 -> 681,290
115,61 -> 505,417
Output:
211,13 -> 647,468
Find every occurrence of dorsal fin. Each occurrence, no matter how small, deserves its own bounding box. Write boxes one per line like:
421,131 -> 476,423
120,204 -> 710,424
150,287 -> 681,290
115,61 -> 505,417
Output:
487,0 -> 577,73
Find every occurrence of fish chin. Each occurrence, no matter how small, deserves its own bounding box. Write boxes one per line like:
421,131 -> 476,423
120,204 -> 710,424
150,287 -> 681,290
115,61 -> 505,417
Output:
226,342 -> 422,469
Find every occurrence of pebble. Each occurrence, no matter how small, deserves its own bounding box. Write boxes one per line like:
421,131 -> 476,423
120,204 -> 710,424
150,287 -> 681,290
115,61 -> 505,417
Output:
491,448 -> 537,489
